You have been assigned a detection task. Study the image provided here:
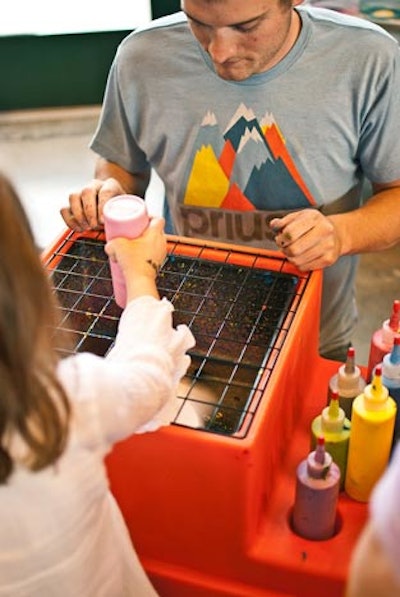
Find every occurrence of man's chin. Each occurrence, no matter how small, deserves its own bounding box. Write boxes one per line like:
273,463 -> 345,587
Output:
215,65 -> 251,82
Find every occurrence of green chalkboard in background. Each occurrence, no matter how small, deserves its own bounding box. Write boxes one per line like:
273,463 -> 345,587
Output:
0,0 -> 180,111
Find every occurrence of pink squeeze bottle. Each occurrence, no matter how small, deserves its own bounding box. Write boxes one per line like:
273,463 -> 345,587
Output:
103,195 -> 149,308
367,300 -> 400,382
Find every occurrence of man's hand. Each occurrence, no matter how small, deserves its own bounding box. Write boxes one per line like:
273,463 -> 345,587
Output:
270,208 -> 342,271
60,177 -> 126,231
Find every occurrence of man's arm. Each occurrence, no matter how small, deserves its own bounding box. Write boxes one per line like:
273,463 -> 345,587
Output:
332,182 -> 400,252
270,181 -> 400,271
61,156 -> 151,231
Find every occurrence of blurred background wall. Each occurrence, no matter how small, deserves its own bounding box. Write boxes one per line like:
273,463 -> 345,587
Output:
0,0 -> 180,111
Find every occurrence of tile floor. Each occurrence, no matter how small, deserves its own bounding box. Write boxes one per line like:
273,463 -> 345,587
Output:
0,106 -> 399,366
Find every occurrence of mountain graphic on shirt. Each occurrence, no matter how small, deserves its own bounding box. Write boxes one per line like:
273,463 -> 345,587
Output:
183,103 -> 315,211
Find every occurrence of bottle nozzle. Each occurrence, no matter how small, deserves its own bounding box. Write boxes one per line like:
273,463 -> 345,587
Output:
390,337 -> 400,366
307,436 -> 332,479
389,300 -> 400,332
344,346 -> 356,374
315,436 -> 326,465
328,391 -> 340,419
322,391 -> 346,433
364,364 -> 389,408
372,363 -> 383,391
337,347 -> 363,396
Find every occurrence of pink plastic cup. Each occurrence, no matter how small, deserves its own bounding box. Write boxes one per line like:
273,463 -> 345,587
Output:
103,195 -> 149,308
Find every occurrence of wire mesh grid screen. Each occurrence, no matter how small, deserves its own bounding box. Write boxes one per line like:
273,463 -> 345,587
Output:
45,231 -> 309,439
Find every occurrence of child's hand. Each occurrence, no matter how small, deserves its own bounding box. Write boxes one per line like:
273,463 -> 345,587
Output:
105,217 -> 167,301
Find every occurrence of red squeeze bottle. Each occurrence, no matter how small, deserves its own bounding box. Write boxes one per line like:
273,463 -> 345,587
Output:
103,195 -> 150,308
367,300 -> 400,382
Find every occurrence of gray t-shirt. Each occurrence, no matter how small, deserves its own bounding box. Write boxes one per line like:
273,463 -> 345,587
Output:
91,6 -> 400,357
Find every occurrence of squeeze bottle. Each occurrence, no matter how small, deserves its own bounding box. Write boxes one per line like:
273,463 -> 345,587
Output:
328,346 -> 366,420
345,364 -> 396,502
292,436 -> 340,541
381,337 -> 400,446
103,195 -> 149,308
367,299 -> 400,382
311,391 -> 351,490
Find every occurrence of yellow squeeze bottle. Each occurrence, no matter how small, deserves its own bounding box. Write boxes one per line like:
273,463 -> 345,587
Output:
345,364 -> 397,502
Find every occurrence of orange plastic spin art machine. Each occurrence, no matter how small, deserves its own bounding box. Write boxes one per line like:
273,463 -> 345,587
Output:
42,230 -> 368,597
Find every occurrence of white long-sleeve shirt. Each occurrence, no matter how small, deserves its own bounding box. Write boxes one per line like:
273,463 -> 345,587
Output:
370,441 -> 400,587
0,296 -> 195,597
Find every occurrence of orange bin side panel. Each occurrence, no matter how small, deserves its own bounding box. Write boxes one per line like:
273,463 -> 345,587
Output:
106,359 -> 368,597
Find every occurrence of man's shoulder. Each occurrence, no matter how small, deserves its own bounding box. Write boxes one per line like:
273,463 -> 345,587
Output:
116,11 -> 190,59
299,4 -> 397,45
124,11 -> 188,40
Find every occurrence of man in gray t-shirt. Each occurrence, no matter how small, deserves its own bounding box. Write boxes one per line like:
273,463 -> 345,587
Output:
61,0 -> 400,361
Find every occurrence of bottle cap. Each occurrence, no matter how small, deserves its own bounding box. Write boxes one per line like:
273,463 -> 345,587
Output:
363,364 -> 389,411
382,337 -> 400,381
382,300 -> 400,345
307,436 -> 332,479
321,391 -> 346,433
337,346 -> 363,394
389,300 -> 400,331
103,195 -> 149,240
